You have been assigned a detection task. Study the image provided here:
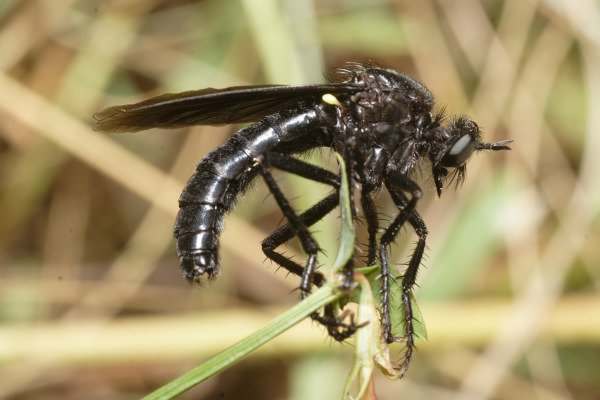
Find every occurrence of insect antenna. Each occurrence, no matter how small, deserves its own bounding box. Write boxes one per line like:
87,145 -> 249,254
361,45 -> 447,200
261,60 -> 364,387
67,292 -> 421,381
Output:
476,139 -> 513,151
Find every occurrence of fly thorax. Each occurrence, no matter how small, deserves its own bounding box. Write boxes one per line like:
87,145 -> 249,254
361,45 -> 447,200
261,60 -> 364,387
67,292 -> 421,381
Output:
362,146 -> 388,190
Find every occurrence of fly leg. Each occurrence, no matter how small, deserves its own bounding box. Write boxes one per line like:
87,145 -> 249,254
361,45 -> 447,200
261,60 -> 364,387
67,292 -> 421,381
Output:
379,174 -> 422,339
360,191 -> 379,265
268,151 -> 356,291
380,175 -> 425,376
260,153 -> 361,340
262,192 -> 360,340
260,153 -> 338,296
387,186 -> 428,376
262,192 -> 338,291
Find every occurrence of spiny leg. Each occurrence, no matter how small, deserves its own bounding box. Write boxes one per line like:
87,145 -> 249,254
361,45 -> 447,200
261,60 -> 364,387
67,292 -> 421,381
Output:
262,192 -> 338,290
386,186 -> 428,376
262,192 -> 360,340
259,162 -> 320,299
261,152 -> 339,296
379,174 -> 423,346
266,152 -> 339,187
360,191 -> 379,265
260,154 -> 360,340
265,152 -> 356,292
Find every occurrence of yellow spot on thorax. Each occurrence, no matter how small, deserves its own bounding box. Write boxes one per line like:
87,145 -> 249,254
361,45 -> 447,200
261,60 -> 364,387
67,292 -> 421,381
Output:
322,93 -> 341,107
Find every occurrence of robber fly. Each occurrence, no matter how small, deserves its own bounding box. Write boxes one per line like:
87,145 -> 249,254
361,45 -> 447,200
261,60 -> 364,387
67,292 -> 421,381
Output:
95,63 -> 511,375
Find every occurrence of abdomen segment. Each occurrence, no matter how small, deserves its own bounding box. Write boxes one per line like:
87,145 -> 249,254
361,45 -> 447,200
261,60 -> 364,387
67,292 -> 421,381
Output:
173,107 -> 329,282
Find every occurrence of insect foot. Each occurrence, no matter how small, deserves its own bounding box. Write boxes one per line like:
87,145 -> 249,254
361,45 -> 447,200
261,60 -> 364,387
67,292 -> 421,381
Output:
335,269 -> 358,292
311,308 -> 368,342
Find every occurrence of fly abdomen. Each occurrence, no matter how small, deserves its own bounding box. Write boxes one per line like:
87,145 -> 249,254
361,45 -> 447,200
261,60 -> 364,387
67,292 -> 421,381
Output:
174,108 -> 330,283
175,199 -> 224,281
174,142 -> 254,282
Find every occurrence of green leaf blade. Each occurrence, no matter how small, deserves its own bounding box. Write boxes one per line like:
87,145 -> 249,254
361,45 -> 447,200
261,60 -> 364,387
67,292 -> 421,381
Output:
333,153 -> 356,272
142,285 -> 340,400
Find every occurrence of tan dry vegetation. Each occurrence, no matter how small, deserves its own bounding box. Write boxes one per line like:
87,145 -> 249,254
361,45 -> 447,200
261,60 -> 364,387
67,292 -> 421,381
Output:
0,1 -> 599,399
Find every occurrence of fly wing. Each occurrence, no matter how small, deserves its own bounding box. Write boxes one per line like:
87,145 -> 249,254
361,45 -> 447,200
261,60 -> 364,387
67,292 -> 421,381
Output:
94,84 -> 359,133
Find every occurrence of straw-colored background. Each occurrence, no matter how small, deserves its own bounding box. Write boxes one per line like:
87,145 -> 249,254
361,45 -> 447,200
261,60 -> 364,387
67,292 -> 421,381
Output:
1,1 -> 599,399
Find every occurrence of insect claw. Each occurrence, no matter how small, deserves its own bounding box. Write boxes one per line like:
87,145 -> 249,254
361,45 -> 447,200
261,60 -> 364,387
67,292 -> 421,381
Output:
338,309 -> 352,321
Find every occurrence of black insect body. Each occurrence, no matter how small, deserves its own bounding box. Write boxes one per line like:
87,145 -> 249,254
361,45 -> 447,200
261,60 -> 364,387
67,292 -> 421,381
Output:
95,63 -> 511,375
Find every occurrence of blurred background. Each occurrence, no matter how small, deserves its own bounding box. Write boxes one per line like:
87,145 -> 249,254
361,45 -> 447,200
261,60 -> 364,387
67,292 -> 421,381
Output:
1,0 -> 599,399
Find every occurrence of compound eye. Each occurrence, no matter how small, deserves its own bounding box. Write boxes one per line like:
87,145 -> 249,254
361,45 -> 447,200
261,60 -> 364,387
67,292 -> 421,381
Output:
441,134 -> 475,167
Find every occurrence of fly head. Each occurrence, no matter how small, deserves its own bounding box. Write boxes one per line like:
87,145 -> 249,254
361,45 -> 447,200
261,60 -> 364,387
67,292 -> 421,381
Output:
430,116 -> 512,196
